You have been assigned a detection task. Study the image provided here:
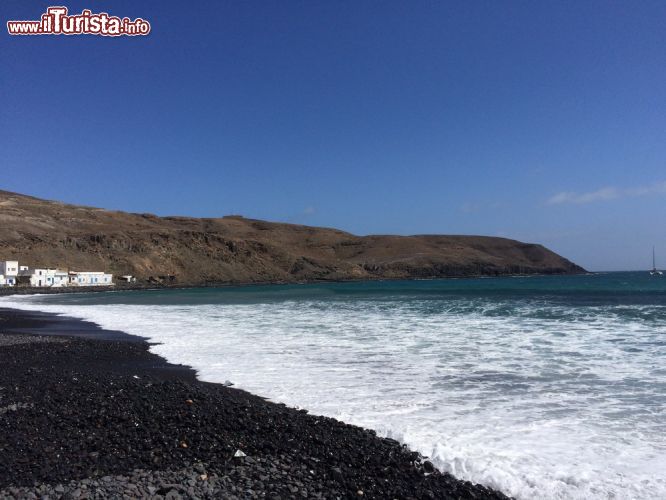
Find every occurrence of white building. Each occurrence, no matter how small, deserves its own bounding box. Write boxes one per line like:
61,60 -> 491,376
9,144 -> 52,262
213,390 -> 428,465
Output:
69,271 -> 114,286
1,260 -> 115,288
22,268 -> 69,288
0,261 -> 19,286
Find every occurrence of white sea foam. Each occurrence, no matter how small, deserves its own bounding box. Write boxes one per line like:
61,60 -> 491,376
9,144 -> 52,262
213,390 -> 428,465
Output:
2,292 -> 665,500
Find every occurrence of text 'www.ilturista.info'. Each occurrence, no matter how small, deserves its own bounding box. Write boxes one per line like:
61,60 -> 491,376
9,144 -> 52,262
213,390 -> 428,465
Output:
7,7 -> 151,36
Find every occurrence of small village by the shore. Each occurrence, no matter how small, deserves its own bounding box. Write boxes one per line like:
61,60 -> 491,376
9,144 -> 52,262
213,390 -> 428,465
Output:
0,260 -> 130,288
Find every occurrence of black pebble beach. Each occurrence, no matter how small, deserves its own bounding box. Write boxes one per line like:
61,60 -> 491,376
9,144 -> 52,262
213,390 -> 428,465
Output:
0,308 -> 510,499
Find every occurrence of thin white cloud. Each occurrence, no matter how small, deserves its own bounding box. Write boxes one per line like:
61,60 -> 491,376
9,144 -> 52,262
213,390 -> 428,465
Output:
547,181 -> 666,205
625,182 -> 666,196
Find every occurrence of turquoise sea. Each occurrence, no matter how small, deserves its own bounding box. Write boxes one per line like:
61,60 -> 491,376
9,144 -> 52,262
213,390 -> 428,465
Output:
3,272 -> 665,499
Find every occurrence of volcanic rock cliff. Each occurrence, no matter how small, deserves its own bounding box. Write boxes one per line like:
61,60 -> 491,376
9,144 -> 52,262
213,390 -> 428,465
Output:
0,190 -> 584,285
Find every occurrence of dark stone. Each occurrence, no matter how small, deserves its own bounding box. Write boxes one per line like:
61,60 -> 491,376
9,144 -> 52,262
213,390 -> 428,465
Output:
0,309 -> 512,500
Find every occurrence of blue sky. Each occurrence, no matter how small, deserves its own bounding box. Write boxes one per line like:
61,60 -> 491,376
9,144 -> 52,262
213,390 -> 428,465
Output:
1,1 -> 665,271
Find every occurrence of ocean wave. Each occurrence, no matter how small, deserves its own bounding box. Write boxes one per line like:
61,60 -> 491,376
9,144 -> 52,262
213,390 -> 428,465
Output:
2,283 -> 665,500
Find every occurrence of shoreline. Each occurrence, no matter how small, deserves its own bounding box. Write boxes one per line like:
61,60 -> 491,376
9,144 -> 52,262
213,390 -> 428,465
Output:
0,307 -> 510,499
0,270 -> 593,297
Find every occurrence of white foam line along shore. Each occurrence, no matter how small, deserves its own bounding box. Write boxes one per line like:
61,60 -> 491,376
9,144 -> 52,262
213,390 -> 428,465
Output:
2,292 -> 665,500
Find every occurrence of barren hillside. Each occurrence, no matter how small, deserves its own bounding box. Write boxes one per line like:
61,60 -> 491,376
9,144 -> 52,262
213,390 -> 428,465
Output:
0,190 -> 584,285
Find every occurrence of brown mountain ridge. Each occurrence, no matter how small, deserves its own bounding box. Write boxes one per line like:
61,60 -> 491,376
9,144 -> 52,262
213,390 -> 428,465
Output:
0,190 -> 584,285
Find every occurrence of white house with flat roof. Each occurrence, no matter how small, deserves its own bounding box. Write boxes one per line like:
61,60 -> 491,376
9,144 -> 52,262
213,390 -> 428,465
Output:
69,271 -> 113,286
1,260 -> 115,287
21,268 -> 69,288
0,261 -> 19,286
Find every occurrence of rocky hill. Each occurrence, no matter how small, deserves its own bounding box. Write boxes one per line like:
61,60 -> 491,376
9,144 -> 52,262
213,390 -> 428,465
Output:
0,190 -> 584,285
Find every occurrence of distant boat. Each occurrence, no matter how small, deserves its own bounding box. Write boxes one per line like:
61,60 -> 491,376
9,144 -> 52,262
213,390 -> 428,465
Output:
650,247 -> 663,275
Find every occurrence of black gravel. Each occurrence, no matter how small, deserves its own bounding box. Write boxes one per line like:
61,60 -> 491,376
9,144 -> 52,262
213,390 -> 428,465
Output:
0,309 -> 511,499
